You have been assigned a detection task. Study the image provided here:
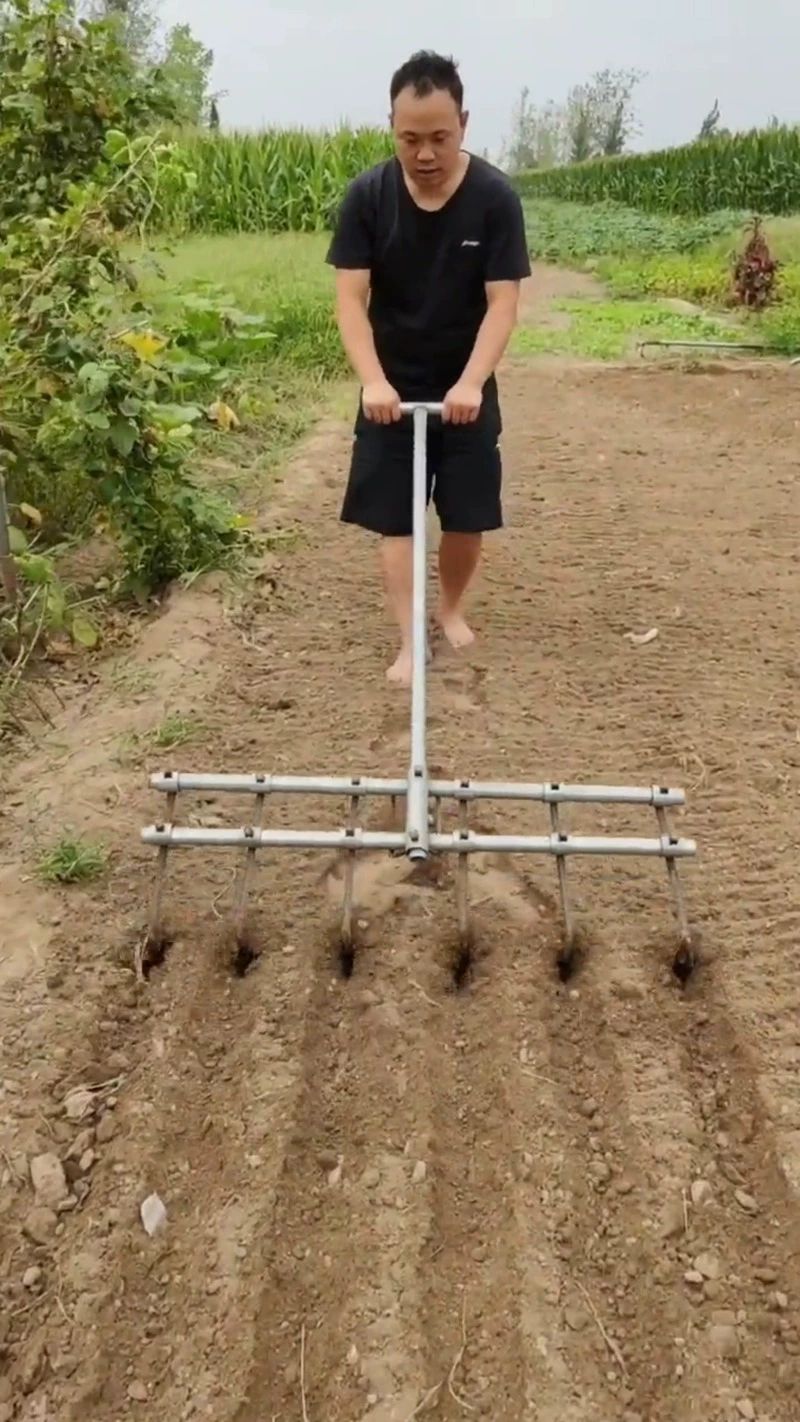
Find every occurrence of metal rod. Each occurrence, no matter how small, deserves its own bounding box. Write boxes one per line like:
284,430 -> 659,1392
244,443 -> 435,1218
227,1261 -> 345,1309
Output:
231,784 -> 266,940
550,800 -> 575,948
456,793 -> 470,946
638,339 -> 773,354
405,404 -> 432,861
148,771 -> 686,809
147,789 -> 176,942
341,793 -> 359,947
656,805 -> 692,945
141,826 -> 696,858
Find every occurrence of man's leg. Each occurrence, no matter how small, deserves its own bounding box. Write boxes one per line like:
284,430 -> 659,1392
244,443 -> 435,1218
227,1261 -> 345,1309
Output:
433,410 -> 502,650
340,413 -> 420,685
437,533 -> 482,649
381,536 -> 414,685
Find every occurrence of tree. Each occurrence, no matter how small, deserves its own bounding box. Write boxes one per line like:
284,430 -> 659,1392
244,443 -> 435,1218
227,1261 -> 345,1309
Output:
565,86 -> 593,162
580,68 -> 642,157
698,99 -> 721,140
209,96 -> 221,131
156,23 -> 214,128
87,0 -> 159,63
501,87 -> 568,173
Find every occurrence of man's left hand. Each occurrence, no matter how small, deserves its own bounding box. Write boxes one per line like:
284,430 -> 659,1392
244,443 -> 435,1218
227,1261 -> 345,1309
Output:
443,381 -> 483,425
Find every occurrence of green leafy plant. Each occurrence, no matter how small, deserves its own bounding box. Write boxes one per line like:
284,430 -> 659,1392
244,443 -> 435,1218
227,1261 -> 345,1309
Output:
0,0 -> 246,621
38,834 -> 109,884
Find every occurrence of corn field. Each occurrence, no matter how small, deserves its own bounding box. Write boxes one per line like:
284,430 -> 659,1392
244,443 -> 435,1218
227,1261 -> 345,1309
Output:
158,128 -> 393,233
514,125 -> 800,216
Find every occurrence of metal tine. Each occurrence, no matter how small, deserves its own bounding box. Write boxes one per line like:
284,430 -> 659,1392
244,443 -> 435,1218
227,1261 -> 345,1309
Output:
656,803 -> 693,959
456,789 -> 470,947
341,791 -> 360,948
231,779 -> 267,943
549,798 -> 576,961
146,787 -> 176,953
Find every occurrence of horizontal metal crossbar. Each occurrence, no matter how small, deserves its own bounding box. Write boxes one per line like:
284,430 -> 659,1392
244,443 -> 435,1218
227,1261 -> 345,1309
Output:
140,825 -> 696,858
148,771 -> 686,809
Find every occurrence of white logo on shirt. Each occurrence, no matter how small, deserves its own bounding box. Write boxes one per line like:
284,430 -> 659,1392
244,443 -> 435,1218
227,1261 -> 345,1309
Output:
461,239 -> 480,247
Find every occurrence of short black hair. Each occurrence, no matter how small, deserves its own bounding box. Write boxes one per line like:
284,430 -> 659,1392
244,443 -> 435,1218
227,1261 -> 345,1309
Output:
390,51 -> 463,110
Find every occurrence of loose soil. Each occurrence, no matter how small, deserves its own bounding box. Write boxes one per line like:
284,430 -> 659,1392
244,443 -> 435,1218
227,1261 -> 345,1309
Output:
0,272 -> 799,1422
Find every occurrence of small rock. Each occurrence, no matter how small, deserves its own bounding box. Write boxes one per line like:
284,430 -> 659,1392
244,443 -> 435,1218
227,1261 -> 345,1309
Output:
579,1098 -> 598,1119
64,1088 -> 95,1123
347,1344 -> 359,1367
318,1150 -> 339,1172
95,1114 -> 116,1145
565,1306 -> 589,1331
711,1308 -> 738,1328
128,1381 -> 148,1403
282,944 -> 296,957
690,1179 -> 713,1207
735,1189 -> 758,1214
23,1266 -> 43,1290
23,1206 -> 57,1244
774,1291 -> 789,1311
684,1271 -> 704,1286
79,1149 -> 96,1174
327,1162 -> 343,1188
30,1153 -> 68,1209
694,1252 -> 722,1281
614,1174 -> 635,1196
412,1160 -> 427,1185
659,1199 -> 686,1240
67,1129 -> 95,1162
754,1267 -> 778,1284
703,1280 -> 722,1302
140,1192 -> 167,1236
362,1167 -> 380,1190
736,1402 -> 756,1421
709,1323 -> 740,1360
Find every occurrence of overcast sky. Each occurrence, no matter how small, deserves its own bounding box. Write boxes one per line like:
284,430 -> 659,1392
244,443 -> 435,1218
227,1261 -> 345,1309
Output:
160,0 -> 797,159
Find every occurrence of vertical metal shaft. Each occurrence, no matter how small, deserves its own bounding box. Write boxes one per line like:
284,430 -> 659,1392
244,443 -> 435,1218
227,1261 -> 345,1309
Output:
550,801 -> 575,949
148,789 -> 176,943
341,792 -> 360,946
456,792 -> 470,946
656,805 -> 691,945
232,786 -> 266,941
406,405 -> 430,861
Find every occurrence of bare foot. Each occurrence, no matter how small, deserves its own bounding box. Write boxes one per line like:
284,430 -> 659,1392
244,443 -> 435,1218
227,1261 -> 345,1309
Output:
386,646 -> 412,686
438,608 -> 475,650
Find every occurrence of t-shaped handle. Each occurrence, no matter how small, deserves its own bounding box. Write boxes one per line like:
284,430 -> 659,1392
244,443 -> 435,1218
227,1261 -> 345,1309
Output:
398,402 -> 444,416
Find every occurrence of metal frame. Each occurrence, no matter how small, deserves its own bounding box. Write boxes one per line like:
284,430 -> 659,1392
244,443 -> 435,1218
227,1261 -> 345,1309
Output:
141,402 -> 697,969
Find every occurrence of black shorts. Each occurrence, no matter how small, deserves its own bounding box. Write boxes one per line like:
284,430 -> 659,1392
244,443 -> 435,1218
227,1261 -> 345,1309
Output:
341,392 -> 503,538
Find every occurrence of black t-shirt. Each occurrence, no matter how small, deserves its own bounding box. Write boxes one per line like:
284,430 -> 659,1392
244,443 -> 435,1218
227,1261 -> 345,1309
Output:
326,154 -> 531,400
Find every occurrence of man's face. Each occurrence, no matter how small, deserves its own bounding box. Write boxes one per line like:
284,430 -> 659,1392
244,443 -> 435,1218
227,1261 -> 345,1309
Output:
391,86 -> 468,190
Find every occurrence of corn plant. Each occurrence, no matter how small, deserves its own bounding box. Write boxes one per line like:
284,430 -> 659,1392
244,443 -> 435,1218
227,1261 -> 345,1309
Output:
157,128 -> 393,233
514,125 -> 800,216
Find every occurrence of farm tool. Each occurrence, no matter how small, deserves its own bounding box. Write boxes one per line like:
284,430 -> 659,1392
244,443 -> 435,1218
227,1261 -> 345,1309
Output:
141,402 -> 697,980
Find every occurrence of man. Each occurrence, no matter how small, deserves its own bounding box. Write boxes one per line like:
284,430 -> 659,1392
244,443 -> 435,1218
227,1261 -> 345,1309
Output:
327,50 -> 531,685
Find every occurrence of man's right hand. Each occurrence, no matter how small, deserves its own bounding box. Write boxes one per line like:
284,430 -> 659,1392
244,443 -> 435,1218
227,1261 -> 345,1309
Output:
362,380 -> 402,424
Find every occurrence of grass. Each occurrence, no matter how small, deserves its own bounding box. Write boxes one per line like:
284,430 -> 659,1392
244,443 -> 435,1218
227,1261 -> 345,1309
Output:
512,299 -> 746,361
133,231 -> 346,483
38,835 -> 109,884
523,201 -> 800,353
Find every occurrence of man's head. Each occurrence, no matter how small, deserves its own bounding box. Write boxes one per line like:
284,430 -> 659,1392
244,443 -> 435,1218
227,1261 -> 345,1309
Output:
390,51 -> 468,190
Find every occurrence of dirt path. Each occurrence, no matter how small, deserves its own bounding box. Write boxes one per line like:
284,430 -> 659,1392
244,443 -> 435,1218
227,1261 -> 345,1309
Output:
1,288 -> 799,1422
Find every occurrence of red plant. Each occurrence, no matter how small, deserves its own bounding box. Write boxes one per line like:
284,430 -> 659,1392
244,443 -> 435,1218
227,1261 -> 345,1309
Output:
733,216 -> 779,309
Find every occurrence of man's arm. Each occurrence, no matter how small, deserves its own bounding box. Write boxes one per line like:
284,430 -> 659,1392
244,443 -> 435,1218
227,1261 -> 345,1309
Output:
444,183 -> 531,424
327,178 -> 400,424
459,280 -> 521,386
